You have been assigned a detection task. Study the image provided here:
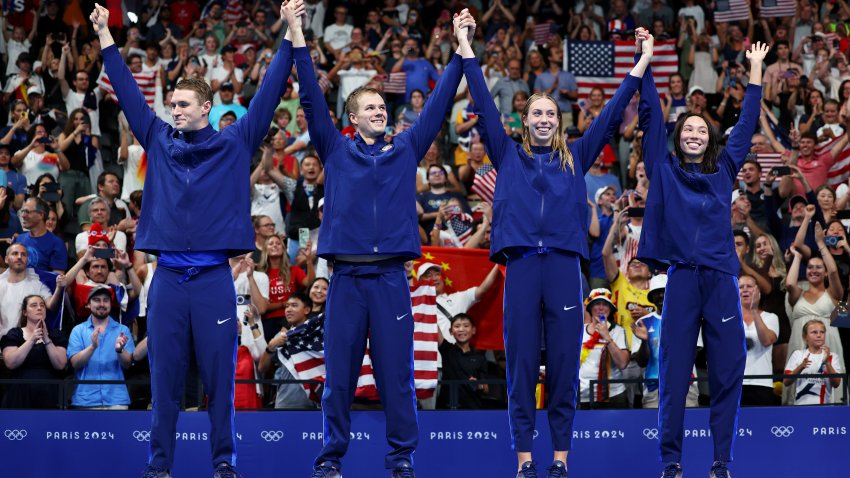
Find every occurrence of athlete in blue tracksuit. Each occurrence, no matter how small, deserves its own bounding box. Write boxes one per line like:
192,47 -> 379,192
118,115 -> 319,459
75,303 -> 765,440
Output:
288,9 -> 473,478
637,38 -> 768,478
93,3 -> 301,477
460,29 -> 654,478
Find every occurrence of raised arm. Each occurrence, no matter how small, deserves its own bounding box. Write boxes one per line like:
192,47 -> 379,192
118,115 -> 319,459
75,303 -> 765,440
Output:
723,42 -> 767,173
638,52 -> 668,178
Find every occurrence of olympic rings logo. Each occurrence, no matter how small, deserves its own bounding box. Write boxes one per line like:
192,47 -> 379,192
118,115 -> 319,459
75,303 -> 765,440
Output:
4,429 -> 27,440
133,430 -> 151,442
642,428 -> 659,440
261,431 -> 284,442
770,426 -> 794,438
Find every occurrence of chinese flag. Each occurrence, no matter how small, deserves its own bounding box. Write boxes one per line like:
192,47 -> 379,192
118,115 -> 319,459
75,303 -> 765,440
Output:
416,247 -> 505,350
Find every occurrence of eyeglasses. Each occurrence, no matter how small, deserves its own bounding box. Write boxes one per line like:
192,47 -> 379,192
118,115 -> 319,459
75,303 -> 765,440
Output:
429,170 -> 446,176
259,223 -> 275,228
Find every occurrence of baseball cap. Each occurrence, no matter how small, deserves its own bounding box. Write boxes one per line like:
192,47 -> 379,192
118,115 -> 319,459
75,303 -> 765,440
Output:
788,195 -> 808,212
731,189 -> 741,205
87,284 -> 112,302
687,86 -> 705,97
594,185 -> 616,204
27,85 -> 43,96
238,44 -> 256,55
648,274 -> 667,294
417,262 -> 441,278
221,44 -> 237,53
585,288 -> 617,313
220,82 -> 235,91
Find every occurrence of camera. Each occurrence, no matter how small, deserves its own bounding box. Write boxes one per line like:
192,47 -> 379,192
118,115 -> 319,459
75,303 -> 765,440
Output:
236,294 -> 250,306
825,235 -> 841,247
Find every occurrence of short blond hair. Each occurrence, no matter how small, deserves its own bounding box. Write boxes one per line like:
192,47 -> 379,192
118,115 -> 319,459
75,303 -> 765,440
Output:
175,77 -> 213,106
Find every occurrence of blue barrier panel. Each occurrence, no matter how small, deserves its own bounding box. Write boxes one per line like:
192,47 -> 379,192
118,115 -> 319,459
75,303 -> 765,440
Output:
1,407 -> 848,477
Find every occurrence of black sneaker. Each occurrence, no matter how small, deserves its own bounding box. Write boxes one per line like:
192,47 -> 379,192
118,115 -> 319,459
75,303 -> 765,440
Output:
546,460 -> 567,478
709,461 -> 731,478
311,462 -> 343,478
140,466 -> 171,478
391,462 -> 415,478
213,462 -> 241,478
661,463 -> 682,478
516,461 -> 538,478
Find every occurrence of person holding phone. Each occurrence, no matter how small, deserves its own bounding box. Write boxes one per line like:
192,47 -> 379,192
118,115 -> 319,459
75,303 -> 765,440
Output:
637,39 -> 768,478
11,123 -> 70,187
90,2 -> 303,476
578,289 -> 630,409
461,21 -> 652,476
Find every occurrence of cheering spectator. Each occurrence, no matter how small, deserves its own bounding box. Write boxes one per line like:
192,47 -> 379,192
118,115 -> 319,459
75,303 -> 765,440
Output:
323,5 -> 353,57
78,171 -> 132,227
416,141 -> 462,193
0,100 -> 32,157
0,243 -> 63,338
67,285 -> 135,409
588,186 -> 617,289
308,277 -> 328,315
418,164 -> 471,233
784,319 -> 842,405
57,108 -> 97,233
209,83 -> 248,129
258,234 -> 314,343
250,145 -> 290,234
585,150 -> 622,200
14,197 -> 68,273
579,289 -> 630,408
490,59 -> 529,116
58,45 -> 103,138
738,274 -> 779,406
533,45 -> 578,127
64,239 -> 141,322
747,232 -> 791,374
74,198 -> 128,258
437,313 -> 490,409
0,295 -> 68,408
11,124 -> 69,187
391,36 -> 441,102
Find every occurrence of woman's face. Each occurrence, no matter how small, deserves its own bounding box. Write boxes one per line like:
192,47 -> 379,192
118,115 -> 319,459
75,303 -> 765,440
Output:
817,188 -> 835,209
578,26 -> 591,41
513,93 -> 528,112
73,112 -> 87,127
46,210 -> 58,232
738,276 -> 759,308
524,97 -> 559,146
24,297 -> 46,323
804,322 -> 826,349
754,236 -> 773,260
590,301 -> 612,320
529,52 -> 543,68
810,91 -> 823,106
205,36 -> 217,52
410,91 -> 424,108
272,130 -> 286,149
12,103 -> 27,121
827,222 -> 846,238
590,89 -> 604,106
678,116 -> 710,158
806,258 -> 826,284
266,235 -> 284,257
309,280 -> 328,305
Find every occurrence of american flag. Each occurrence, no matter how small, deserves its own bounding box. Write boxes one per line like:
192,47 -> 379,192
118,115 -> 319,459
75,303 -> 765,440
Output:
356,281 -> 439,400
447,212 -> 475,246
713,0 -> 750,23
279,314 -> 327,400
533,21 -> 555,46
97,68 -> 157,107
567,40 -> 678,101
223,0 -> 246,24
760,0 -> 797,18
382,72 -> 408,95
736,152 -> 785,183
815,133 -> 850,186
471,163 -> 497,204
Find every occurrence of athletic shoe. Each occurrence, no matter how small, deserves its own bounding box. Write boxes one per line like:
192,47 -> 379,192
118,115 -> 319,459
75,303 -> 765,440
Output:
311,462 -> 343,478
546,460 -> 567,477
391,462 -> 415,478
140,466 -> 171,478
213,463 -> 241,478
516,461 -> 538,478
661,463 -> 682,478
709,461 -> 731,478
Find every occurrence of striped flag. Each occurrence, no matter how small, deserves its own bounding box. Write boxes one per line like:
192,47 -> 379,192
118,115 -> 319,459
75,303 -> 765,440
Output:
533,21 -> 555,46
815,133 -> 850,186
471,163 -> 497,204
759,0 -> 796,18
567,40 -> 678,101
447,212 -> 475,246
383,72 -> 408,95
355,281 -> 439,400
713,0 -> 750,23
279,314 -> 327,400
737,152 -> 784,182
97,68 -> 158,107
223,0 -> 246,24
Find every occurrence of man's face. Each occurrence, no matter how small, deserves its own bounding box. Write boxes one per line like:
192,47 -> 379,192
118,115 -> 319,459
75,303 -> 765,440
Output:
469,142 -> 486,162
508,60 -> 521,80
0,148 -> 11,167
626,260 -> 650,282
219,87 -> 234,103
302,156 -> 321,181
405,40 -> 419,58
824,103 -> 840,124
741,162 -> 761,184
799,137 -> 815,157
791,201 -> 806,221
171,88 -> 212,131
255,217 -> 275,239
349,92 -> 387,138
427,167 -> 447,189
776,44 -> 790,61
90,202 -> 109,225
5,244 -> 28,272
295,108 -> 307,130
334,7 -> 347,24
99,174 -> 121,199
88,293 -> 111,319
284,298 -> 310,325
420,267 -> 444,294
598,189 -> 616,207
74,72 -> 90,92
20,199 -> 44,229
128,56 -> 143,73
734,235 -> 749,257
750,134 -> 772,154
87,260 -> 110,284
219,114 -> 236,129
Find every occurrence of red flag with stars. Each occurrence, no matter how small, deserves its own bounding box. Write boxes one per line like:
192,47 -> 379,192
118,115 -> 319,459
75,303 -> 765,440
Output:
415,247 -> 505,350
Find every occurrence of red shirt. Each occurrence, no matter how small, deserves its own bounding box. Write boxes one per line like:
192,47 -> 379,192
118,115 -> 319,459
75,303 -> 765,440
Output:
170,1 -> 201,33
265,267 -> 307,319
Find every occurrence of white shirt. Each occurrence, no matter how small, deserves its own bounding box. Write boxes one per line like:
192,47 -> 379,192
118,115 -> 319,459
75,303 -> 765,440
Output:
21,150 -> 59,186
322,24 -> 353,50
0,270 -> 52,338
64,89 -> 103,136
234,271 -> 270,327
251,182 -> 286,235
119,144 -> 146,201
742,312 -> 780,388
435,287 -> 478,345
5,39 -> 31,77
336,68 -> 377,116
579,323 -> 628,402
786,349 -> 842,405
208,65 -> 244,103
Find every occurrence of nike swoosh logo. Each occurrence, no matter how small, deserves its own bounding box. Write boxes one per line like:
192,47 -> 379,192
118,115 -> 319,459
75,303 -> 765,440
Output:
396,313 -> 408,321
217,318 -> 232,325
721,316 -> 735,323
564,305 -> 576,311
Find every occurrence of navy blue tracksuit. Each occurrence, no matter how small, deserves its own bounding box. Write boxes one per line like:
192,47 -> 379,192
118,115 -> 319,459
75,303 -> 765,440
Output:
103,39 -> 296,470
294,46 -> 463,470
638,64 -> 761,463
464,56 -> 640,451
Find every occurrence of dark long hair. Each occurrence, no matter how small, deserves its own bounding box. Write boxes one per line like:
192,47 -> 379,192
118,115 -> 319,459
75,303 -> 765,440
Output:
672,113 -> 720,174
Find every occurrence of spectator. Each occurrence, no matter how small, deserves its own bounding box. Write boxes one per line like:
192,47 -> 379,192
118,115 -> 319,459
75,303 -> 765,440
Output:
57,108 -> 97,231
232,252 -> 270,339
3,52 -> 45,105
209,83 -> 248,130
661,73 -> 688,135
687,30 -> 719,94
579,288 -> 630,408
64,237 -> 141,322
284,107 -> 312,164
0,295 -> 68,408
418,164 -> 471,233
67,285 -> 135,409
328,48 -> 379,119
784,319 -> 843,405
24,87 -> 57,134
533,45 -> 578,127
738,274 -> 779,406
308,277 -> 328,315
785,242 -> 846,402
209,44 -> 244,100
31,173 -> 68,238
234,304 -> 265,409
217,110 -> 237,130
323,5 -> 354,57
78,171 -> 132,227
0,243 -> 63,337
117,116 -> 145,202
490,59 -> 529,116
738,157 -> 770,230
815,185 -> 839,224
258,234 -> 314,343
0,100 -> 32,157
398,89 -> 426,125
785,130 -> 848,193
391,36 -> 440,102
58,45 -> 103,138
284,154 -> 324,262
147,8 -> 183,45
11,123 -> 69,187
747,232 -> 791,374
588,186 -> 616,289
763,40 -> 803,98
170,0 -> 202,34
251,145 -> 290,235
2,17 -> 37,77
584,150 -> 622,200
437,313 -> 490,409
457,142 -> 490,198
258,291 -> 319,409
0,182 -> 23,240
637,0 -> 675,33
252,214 -> 277,255
74,198 -> 128,258
14,197 -> 68,273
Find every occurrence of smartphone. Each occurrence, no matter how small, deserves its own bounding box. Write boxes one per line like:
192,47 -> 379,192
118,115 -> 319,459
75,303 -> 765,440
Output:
251,250 -> 262,264
298,228 -> 310,249
93,247 -> 115,259
629,207 -> 645,218
43,182 -> 60,202
264,126 -> 279,144
771,166 -> 792,176
38,137 -> 52,144
836,210 -> 850,220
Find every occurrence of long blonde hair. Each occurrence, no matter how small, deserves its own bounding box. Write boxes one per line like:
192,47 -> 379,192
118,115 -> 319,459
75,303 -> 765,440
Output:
751,233 -> 787,291
258,234 -> 291,286
520,93 -> 575,174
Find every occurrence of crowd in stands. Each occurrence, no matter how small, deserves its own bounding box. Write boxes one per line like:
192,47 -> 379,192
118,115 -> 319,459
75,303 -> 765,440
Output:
0,0 -> 847,410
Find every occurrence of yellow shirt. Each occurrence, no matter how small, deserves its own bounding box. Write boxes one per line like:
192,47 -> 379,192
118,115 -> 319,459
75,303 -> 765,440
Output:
610,273 -> 654,348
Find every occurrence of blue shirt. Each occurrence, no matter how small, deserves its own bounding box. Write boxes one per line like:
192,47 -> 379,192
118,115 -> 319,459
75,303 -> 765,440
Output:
209,103 -> 249,131
67,317 -> 135,407
533,69 -> 578,112
584,173 -> 622,203
637,63 -> 762,276
402,57 -> 440,102
465,57 -> 638,263
101,42 -> 294,256
14,231 -> 68,271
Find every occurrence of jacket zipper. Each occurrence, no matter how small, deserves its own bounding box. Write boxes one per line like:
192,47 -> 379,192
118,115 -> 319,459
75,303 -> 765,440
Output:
538,153 -> 545,247
372,152 -> 378,253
